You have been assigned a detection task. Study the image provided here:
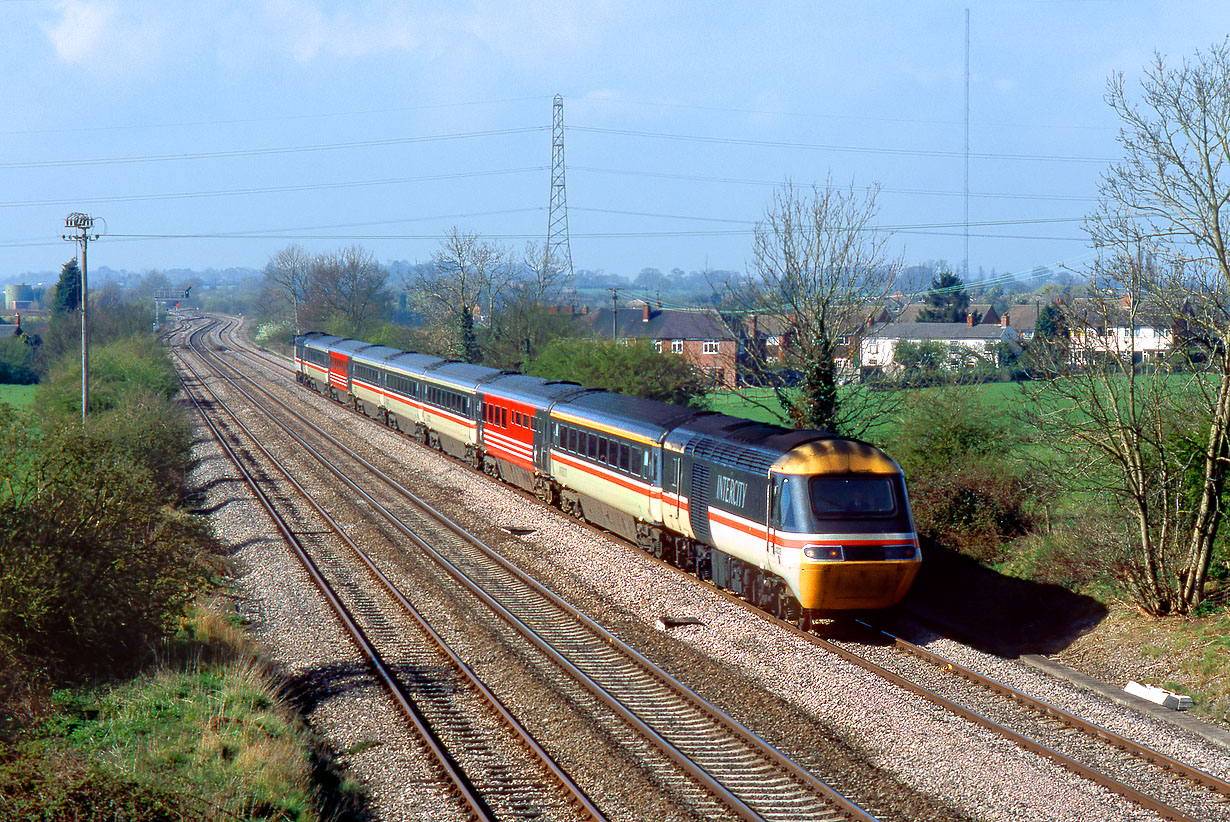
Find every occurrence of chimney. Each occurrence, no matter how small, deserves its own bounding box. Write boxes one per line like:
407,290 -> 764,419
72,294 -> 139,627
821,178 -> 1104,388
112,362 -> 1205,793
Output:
642,303 -> 651,322
966,312 -> 975,326
1000,312 -> 1009,328
748,314 -> 758,339
1121,293 -> 1133,309
581,305 -> 589,315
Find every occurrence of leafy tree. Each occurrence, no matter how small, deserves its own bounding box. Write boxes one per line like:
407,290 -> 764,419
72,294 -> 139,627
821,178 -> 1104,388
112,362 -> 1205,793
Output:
917,270 -> 970,323
52,258 -> 82,315
893,340 -> 949,372
1035,303 -> 1066,340
527,339 -> 708,406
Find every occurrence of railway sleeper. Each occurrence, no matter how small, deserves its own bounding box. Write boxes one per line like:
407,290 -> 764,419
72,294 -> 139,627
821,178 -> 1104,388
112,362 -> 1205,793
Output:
304,381 -> 813,629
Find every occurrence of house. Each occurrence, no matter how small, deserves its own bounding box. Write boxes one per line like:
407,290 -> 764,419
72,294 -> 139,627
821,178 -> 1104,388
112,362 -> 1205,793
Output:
859,311 -> 1023,372
893,302 -> 1041,339
576,302 -> 738,388
1064,295 -> 1175,366
741,305 -> 895,381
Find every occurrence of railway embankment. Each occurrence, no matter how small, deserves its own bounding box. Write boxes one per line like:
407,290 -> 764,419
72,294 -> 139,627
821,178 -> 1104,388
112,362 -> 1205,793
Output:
0,329 -> 360,821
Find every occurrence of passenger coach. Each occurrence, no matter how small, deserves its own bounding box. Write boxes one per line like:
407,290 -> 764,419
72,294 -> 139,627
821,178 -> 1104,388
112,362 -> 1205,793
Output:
295,332 -> 921,621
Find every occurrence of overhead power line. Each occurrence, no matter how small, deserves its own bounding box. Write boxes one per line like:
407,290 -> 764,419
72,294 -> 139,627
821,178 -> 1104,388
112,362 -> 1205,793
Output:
0,127 -> 546,169
568,125 -> 1116,164
571,165 -> 1098,201
0,167 -> 547,209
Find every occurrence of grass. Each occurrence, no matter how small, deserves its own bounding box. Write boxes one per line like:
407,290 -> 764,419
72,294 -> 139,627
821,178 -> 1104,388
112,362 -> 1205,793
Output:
1057,606 -> 1230,727
0,604 -> 361,821
0,384 -> 37,410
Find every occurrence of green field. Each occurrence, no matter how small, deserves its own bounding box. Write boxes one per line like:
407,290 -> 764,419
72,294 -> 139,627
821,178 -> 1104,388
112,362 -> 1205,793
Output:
0,384 -> 37,410
706,380 -> 1030,427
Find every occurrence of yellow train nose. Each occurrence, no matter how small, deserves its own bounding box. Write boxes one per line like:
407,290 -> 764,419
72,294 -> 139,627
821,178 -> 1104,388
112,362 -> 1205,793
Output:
798,559 -> 920,610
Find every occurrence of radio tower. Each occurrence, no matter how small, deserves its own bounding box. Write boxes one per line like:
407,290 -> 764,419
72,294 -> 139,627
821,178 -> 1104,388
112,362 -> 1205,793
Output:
546,94 -> 575,299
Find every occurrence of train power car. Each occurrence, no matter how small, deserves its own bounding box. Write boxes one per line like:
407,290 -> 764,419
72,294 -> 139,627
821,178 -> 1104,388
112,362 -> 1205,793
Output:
295,333 -> 921,622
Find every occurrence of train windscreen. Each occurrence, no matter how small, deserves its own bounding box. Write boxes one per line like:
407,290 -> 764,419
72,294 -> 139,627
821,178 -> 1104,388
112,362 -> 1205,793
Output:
809,477 -> 895,516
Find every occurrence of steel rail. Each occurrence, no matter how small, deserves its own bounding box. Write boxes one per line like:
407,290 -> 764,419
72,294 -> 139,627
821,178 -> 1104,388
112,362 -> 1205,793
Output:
217,316 -> 1225,822
866,625 -> 1230,800
186,321 -> 609,822
199,317 -> 877,822
176,324 -> 587,822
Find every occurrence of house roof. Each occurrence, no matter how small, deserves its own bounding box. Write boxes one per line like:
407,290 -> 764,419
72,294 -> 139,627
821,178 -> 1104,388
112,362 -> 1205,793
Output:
867,322 -> 1022,342
578,307 -> 734,341
893,301 -> 1041,330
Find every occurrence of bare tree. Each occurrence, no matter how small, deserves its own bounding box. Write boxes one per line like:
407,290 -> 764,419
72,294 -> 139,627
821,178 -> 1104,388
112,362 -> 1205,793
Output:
724,178 -> 903,439
310,245 -> 390,332
482,240 -> 578,369
409,227 -> 514,362
1026,42 -> 1230,614
262,244 -> 313,335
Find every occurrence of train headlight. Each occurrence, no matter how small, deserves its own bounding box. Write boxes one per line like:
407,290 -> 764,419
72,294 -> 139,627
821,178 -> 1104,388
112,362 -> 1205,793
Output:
882,545 -> 917,560
803,545 -> 843,561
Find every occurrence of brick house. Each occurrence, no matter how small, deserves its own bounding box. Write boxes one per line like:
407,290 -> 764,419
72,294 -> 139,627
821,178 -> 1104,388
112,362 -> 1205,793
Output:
576,302 -> 738,388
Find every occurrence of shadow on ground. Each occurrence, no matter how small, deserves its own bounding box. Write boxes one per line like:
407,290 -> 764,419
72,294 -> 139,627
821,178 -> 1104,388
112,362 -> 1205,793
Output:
902,541 -> 1108,657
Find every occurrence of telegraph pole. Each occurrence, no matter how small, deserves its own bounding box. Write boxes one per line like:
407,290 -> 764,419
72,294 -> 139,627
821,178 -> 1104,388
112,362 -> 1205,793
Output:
62,213 -> 100,422
608,287 -> 619,340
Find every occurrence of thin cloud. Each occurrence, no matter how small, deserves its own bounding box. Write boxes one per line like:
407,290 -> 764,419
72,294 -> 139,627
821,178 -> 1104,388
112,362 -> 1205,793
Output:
43,0 -> 169,75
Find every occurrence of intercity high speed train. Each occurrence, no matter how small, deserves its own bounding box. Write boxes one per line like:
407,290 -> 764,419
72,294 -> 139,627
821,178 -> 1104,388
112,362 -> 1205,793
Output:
296,332 -> 920,623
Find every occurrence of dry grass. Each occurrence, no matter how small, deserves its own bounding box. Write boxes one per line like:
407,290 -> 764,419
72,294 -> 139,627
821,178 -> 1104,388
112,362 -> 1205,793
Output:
1056,604 -> 1230,728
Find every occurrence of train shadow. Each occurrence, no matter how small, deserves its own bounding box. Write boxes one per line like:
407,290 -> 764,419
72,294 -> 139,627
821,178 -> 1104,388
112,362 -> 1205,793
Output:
901,541 -> 1108,658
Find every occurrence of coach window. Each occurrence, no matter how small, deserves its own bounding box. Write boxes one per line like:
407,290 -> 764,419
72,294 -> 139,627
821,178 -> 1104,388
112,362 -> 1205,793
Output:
598,437 -> 608,464
619,443 -> 630,472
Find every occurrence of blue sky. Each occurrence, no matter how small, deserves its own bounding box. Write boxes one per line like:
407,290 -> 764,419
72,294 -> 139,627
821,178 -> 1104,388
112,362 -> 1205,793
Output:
2,1 -> 1227,287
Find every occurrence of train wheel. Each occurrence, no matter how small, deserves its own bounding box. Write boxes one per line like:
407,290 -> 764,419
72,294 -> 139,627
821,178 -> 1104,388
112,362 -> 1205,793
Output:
782,596 -> 801,624
799,610 -> 814,632
746,569 -> 761,605
676,542 -> 693,574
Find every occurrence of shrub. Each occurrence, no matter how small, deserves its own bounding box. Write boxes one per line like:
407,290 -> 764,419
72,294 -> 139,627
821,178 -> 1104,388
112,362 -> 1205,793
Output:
0,335 -> 37,385
87,391 -> 195,499
908,463 -> 1035,563
0,750 -> 189,822
36,336 -> 179,417
528,338 -> 709,406
0,414 -> 211,679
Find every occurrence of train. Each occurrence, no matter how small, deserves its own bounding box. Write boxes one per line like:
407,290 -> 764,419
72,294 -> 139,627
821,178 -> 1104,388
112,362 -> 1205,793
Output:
294,332 -> 921,624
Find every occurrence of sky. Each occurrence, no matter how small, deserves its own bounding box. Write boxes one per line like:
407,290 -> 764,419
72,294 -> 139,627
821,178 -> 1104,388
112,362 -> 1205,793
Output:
2,0 -> 1228,289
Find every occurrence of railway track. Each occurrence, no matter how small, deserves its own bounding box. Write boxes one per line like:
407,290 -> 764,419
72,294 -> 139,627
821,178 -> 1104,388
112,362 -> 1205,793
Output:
174,321 -> 604,822
177,317 -> 883,822
206,316 -> 1230,821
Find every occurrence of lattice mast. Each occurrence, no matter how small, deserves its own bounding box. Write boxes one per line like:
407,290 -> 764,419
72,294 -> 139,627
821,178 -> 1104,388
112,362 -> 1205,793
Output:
546,94 -> 575,298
